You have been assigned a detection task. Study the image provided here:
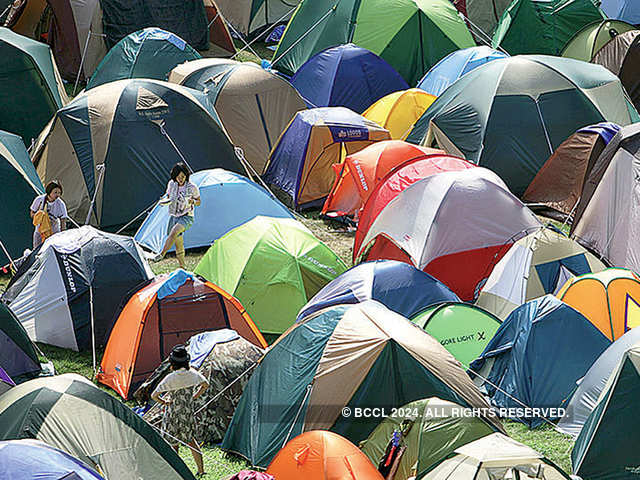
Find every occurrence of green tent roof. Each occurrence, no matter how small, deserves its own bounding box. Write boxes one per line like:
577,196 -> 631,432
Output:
561,19 -> 636,62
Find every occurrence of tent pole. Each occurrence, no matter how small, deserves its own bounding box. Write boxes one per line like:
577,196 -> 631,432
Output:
0,237 -> 15,272
73,30 -> 93,96
85,164 -> 106,225
223,18 -> 262,60
90,285 -> 97,377
230,5 -> 298,60
282,383 -> 312,448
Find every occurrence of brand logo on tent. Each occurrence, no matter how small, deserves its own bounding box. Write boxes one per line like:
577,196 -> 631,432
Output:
329,126 -> 369,142
61,254 -> 76,294
625,466 -> 640,475
440,331 -> 486,346
302,255 -> 338,276
353,161 -> 368,191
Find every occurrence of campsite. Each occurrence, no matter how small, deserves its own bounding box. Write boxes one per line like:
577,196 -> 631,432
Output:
1,0 -> 640,479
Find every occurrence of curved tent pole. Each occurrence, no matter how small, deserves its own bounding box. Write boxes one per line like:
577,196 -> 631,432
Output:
282,383 -> 313,448
84,164 -> 105,225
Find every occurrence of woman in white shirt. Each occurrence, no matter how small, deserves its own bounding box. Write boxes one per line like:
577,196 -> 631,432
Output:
29,181 -> 68,249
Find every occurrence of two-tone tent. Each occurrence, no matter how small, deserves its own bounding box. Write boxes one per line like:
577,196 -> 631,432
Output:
290,44 -> 409,113
135,169 -> 293,254
601,0 -> 640,25
0,303 -> 42,383
202,0 -> 236,57
355,168 -> 541,301
455,0 -> 513,39
411,303 -> 502,367
492,0 -> 606,55
417,46 -> 507,97
0,439 -> 104,480
470,295 -> 611,427
322,140 -> 443,218
169,60 -> 306,174
271,0 -> 475,86
215,0 -> 301,37
297,260 -> 460,321
0,130 -> 44,259
98,269 -> 266,399
195,216 -> 347,338
476,227 -> 606,319
354,154 -> 475,261
222,301 -> 503,467
561,19 -> 635,62
523,123 -> 620,218
407,55 -> 638,197
263,107 -> 391,209
32,79 -> 243,231
0,27 -> 68,144
556,268 -> 640,341
0,374 -> 196,480
86,28 -> 201,90
360,398 -> 497,480
362,89 -> 436,140
572,345 -> 640,480
2,226 -> 153,352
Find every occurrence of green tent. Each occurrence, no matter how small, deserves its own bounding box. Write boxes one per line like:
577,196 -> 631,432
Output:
411,303 -> 501,367
86,28 -> 201,91
0,130 -> 44,259
493,0 -> 606,56
194,216 -> 347,338
561,19 -> 636,62
572,345 -> 640,480
360,397 -> 497,480
0,27 -> 68,145
0,302 -> 41,383
271,0 -> 475,85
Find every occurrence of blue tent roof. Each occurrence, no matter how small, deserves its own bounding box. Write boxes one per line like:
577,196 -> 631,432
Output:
134,169 -> 293,253
297,260 -> 460,321
469,295 -> 611,428
577,122 -> 620,144
0,439 -> 104,479
417,46 -> 508,97
601,0 -> 640,24
290,44 -> 408,113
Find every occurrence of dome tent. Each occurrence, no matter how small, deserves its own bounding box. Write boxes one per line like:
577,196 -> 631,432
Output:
601,0 -> 640,25
362,89 -> 436,140
0,303 -> 42,383
561,19 -> 635,62
215,0 -> 301,37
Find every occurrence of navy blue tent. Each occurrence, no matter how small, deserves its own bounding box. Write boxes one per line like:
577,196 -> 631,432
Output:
290,44 -> 409,113
297,260 -> 460,321
470,295 -> 611,427
0,303 -> 41,383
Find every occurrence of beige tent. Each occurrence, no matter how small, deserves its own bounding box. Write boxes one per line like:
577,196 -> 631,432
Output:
215,0 -> 301,36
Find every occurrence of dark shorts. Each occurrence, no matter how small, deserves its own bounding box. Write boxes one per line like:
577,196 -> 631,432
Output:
167,215 -> 194,236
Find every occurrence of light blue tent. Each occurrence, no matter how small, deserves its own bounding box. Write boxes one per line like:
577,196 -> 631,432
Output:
601,0 -> 640,25
469,295 -> 611,427
417,46 -> 508,97
134,169 -> 294,253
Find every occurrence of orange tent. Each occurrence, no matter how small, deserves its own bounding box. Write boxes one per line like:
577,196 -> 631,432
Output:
98,269 -> 266,400
266,431 -> 384,480
556,268 -> 640,341
322,140 -> 443,219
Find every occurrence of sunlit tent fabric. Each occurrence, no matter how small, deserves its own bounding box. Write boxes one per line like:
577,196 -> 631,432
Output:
322,141 -> 443,218
560,19 -> 635,62
470,295 -> 611,427
423,433 -> 570,480
601,0 -> 640,24
135,169 -> 293,254
363,89 -> 436,140
0,374 -> 196,480
523,123 -> 620,218
355,168 -> 541,301
290,44 -> 409,113
0,130 -> 44,259
556,268 -> 640,341
0,27 -> 68,145
98,269 -> 266,400
222,301 -> 504,467
2,226 -> 153,352
417,46 -> 507,97
297,260 -> 460,321
0,439 -> 105,480
361,398 -> 497,480
407,55 -> 637,197
572,345 -> 640,480
169,60 -> 306,174
195,216 -> 347,337
266,431 -> 384,480
263,107 -> 391,209
271,0 -> 475,86
86,28 -> 201,91
0,303 -> 41,383
411,303 -> 501,367
492,0 -> 606,56
571,124 -> 640,271
476,227 -> 606,319
32,79 -> 243,230
354,154 -> 475,261
557,326 -> 640,437
215,0 -> 301,37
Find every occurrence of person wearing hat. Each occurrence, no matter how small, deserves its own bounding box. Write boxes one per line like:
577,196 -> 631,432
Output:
151,344 -> 209,477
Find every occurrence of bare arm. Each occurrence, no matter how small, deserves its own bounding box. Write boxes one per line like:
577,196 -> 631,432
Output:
151,390 -> 171,406
192,381 -> 208,400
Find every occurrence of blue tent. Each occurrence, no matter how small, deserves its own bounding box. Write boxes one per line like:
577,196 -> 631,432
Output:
290,44 -> 409,113
135,169 -> 293,253
469,295 -> 611,427
417,46 -> 508,97
0,439 -> 104,479
297,260 -> 460,321
601,0 -> 640,25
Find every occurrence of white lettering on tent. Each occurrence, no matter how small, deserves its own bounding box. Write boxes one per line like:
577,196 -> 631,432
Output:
302,255 -> 338,276
61,254 -> 76,294
353,161 -> 368,192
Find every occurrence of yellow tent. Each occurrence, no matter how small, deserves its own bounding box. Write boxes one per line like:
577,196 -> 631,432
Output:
363,89 -> 435,140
